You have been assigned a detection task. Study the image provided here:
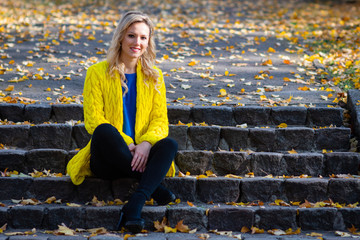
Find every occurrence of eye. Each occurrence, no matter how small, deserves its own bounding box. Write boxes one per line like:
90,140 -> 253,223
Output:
128,34 -> 135,38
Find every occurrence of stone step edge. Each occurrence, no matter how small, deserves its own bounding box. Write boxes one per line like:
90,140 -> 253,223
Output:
0,176 -> 359,205
0,203 -> 359,232
0,123 -> 352,152
0,149 -> 359,178
0,103 -> 345,127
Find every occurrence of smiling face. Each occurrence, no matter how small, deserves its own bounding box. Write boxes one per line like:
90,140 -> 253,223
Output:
120,21 -> 150,63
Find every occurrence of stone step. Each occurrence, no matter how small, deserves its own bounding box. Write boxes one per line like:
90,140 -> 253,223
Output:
0,123 -> 352,152
0,176 -> 359,205
1,149 -> 359,176
0,202 -> 359,232
0,103 -> 345,127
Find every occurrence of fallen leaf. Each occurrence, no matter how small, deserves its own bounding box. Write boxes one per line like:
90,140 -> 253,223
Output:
53,224 -> 75,236
164,226 -> 177,233
277,123 -> 288,128
241,226 -> 250,233
268,229 -> 286,235
251,226 -> 264,234
187,201 -> 195,207
175,220 -> 190,233
5,85 -> 14,91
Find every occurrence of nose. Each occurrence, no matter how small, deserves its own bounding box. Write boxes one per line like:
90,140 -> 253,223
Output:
134,37 -> 141,45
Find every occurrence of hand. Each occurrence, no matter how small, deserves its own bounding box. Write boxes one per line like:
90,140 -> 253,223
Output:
128,143 -> 136,156
131,141 -> 151,172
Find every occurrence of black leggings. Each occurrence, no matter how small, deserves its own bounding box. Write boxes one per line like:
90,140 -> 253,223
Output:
90,123 -> 178,199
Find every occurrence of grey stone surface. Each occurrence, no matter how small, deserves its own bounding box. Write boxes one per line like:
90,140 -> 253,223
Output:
162,177 -> 196,202
307,107 -> 343,127
315,128 -> 350,151
347,89 -> 360,138
168,125 -> 188,150
275,128 -> 314,151
85,206 -> 120,230
112,178 -> 139,202
167,105 -> 191,124
175,150 -> 213,175
328,178 -> 360,204
339,208 -> 360,229
187,126 -> 220,151
219,127 -> 248,151
270,107 -> 307,125
9,205 -> 45,229
249,128 -> 276,152
0,150 -> 27,172
0,125 -> 30,148
191,106 -> 234,126
298,208 -> 341,230
213,151 -> 250,175
196,177 -> 240,203
0,177 -> 33,200
324,152 -> 360,175
284,178 -> 329,203
30,124 -> 72,149
167,206 -> 207,231
254,207 -> 297,230
233,106 -> 271,126
284,153 -> 324,176
208,207 -> 254,231
76,178 -> 113,202
52,104 -> 83,122
28,177 -> 75,202
0,104 -> 25,122
25,149 -> 68,173
251,152 -> 286,176
0,207 -> 7,226
72,124 -> 91,149
141,206 -> 166,230
24,104 -> 52,123
43,205 -> 86,230
240,178 -> 285,202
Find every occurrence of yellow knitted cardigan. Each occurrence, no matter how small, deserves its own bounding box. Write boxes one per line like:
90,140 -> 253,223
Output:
66,60 -> 175,185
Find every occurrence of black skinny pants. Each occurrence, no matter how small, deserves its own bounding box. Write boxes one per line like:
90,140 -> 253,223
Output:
90,123 -> 178,199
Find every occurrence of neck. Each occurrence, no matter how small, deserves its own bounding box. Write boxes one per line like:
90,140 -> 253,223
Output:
121,56 -> 138,74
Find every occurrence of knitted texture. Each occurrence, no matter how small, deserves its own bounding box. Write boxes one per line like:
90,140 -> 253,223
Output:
66,61 -> 174,185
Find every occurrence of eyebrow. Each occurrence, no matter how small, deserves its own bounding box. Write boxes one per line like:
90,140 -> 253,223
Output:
127,31 -> 149,36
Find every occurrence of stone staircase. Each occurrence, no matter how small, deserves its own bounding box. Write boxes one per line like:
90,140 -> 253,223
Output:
0,103 -> 359,234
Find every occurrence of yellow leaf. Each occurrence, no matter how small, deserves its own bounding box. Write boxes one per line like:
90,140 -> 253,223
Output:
298,86 -> 310,91
241,226 -> 250,233
261,59 -> 272,66
66,203 -> 81,207
267,47 -> 276,53
5,85 -> 14,91
187,201 -> 195,207
124,234 -> 135,240
225,70 -> 229,76
225,174 -> 243,179
219,89 -> 227,96
55,225 -> 76,236
260,95 -> 267,101
45,88 -> 51,92
283,59 -> 291,64
251,227 -> 264,234
268,229 -> 286,235
277,123 -> 288,128
306,232 -> 323,237
154,217 -> 167,232
45,196 -> 56,204
196,174 -> 207,179
46,97 -> 52,101
283,77 -> 290,82
288,149 -> 297,154
175,220 -> 190,233
285,228 -> 301,235
9,60 -> 15,64
348,225 -> 358,234
145,198 -> 154,205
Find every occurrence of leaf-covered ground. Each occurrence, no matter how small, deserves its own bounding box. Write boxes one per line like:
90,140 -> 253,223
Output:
0,0 -> 359,106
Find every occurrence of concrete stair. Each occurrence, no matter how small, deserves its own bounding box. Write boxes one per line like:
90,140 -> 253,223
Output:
0,103 -> 359,233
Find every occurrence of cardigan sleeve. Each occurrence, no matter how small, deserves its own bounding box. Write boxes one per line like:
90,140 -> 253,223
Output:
83,65 -> 111,135
138,69 -> 169,145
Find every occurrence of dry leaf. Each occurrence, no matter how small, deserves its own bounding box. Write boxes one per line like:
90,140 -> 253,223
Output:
268,229 -> 286,235
164,226 -> 177,233
54,224 -> 75,236
175,220 -> 190,233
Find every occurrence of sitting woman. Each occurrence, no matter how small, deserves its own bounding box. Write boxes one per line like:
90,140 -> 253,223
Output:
66,11 -> 178,234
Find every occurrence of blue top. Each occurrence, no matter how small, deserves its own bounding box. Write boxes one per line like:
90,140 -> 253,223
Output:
123,73 -> 137,141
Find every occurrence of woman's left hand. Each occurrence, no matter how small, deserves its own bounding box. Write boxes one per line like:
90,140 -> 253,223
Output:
131,141 -> 151,172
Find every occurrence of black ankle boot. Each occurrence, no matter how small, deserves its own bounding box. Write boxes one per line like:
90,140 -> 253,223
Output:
117,192 -> 146,233
152,185 -> 176,205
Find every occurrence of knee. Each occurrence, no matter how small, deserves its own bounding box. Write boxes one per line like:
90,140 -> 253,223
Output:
162,137 -> 178,152
93,123 -> 117,140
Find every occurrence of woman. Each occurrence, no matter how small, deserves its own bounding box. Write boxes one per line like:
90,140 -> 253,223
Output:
66,11 -> 178,233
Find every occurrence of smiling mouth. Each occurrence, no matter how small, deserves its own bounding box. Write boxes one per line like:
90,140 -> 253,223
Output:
130,47 -> 141,52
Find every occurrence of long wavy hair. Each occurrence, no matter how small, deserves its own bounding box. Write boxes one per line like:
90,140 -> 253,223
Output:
106,11 -> 159,95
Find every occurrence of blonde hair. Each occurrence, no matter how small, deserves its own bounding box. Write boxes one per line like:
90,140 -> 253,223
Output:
106,11 -> 159,95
